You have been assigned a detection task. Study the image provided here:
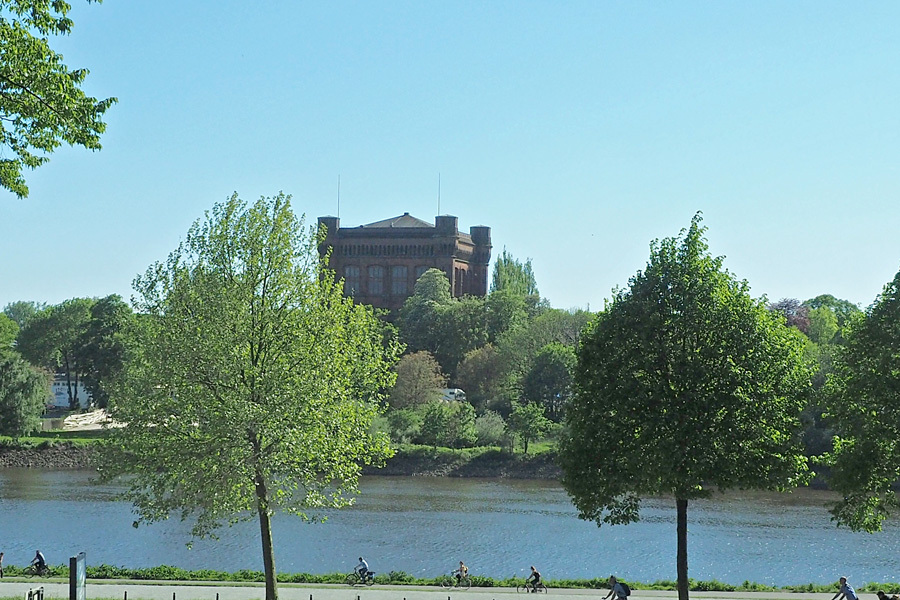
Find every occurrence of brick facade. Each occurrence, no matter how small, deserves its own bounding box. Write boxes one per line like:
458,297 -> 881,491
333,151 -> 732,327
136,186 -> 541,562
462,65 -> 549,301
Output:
318,213 -> 492,311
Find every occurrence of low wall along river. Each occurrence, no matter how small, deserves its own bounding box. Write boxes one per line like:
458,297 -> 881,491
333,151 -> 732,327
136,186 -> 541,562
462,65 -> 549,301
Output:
0,470 -> 896,587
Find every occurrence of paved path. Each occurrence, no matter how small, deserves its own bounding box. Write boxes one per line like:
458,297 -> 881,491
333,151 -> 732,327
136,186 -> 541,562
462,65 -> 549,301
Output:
0,580 -> 842,600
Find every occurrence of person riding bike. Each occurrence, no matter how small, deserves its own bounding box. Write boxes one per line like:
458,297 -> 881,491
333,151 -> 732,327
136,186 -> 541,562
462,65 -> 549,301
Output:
354,557 -> 370,582
31,550 -> 47,574
526,566 -> 542,592
453,561 -> 468,585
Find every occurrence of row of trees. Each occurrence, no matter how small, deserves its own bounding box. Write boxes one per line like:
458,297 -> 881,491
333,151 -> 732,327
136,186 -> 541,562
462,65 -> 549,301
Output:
380,249 -> 587,451
1,294 -> 135,428
6,203 -> 900,600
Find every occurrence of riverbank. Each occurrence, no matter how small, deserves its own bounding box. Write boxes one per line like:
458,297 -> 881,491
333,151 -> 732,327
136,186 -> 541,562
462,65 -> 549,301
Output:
0,565 -> 891,594
0,580 -> 877,600
0,442 -> 95,468
0,441 -> 562,478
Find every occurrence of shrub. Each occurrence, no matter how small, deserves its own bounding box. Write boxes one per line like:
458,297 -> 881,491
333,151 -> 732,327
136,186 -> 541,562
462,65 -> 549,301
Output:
475,410 -> 506,446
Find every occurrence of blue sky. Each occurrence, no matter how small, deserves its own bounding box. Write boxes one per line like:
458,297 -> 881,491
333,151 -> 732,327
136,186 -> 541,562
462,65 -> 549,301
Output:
2,1 -> 899,312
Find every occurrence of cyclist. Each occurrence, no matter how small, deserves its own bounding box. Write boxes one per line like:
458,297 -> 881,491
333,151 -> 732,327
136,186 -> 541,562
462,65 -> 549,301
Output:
453,561 -> 468,585
603,576 -> 627,600
31,550 -> 47,574
354,557 -> 370,582
526,566 -> 542,592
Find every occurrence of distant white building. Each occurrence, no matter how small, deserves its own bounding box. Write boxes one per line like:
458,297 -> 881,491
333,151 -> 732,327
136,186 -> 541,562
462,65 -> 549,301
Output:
48,374 -> 91,409
441,388 -> 466,402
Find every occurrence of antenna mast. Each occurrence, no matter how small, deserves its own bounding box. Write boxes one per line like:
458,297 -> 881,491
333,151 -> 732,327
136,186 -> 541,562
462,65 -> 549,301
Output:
337,175 -> 341,218
437,173 -> 441,215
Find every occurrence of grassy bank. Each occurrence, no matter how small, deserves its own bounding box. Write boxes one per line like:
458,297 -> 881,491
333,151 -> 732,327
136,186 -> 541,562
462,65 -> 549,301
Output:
0,429 -> 104,448
4,565 -> 899,594
0,437 -> 560,477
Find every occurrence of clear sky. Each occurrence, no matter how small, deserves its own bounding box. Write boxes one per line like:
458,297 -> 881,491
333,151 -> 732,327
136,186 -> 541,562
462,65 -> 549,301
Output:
2,1 -> 899,312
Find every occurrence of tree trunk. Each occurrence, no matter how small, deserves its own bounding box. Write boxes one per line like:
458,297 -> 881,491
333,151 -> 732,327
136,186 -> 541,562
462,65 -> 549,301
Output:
255,468 -> 278,600
676,497 -> 689,600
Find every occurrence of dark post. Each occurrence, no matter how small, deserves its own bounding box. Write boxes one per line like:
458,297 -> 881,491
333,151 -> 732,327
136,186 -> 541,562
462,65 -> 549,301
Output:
69,552 -> 86,600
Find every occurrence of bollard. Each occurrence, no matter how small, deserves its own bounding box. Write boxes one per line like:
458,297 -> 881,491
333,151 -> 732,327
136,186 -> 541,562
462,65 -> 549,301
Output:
173,593 -> 176,600
124,592 -> 127,600
217,595 -> 219,600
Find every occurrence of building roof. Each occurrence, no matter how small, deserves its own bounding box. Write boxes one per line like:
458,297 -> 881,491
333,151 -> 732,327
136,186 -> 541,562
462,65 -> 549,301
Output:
361,212 -> 433,228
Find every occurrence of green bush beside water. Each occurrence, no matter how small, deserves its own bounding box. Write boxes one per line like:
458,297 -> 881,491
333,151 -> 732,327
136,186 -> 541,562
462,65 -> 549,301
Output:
7,565 -> 897,593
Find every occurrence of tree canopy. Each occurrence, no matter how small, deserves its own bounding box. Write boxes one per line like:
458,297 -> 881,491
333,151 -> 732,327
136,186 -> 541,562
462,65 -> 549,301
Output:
0,352 -> 47,436
559,214 -> 811,600
97,193 -> 400,600
823,267 -> 900,533
388,350 -> 446,409
490,248 -> 539,297
17,297 -> 94,408
0,0 -> 116,198
3,300 -> 46,328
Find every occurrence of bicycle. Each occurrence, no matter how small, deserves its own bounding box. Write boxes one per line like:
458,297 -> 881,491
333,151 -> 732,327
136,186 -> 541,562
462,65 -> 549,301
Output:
344,570 -> 375,586
517,581 -> 549,593
440,573 -> 472,590
25,564 -> 50,578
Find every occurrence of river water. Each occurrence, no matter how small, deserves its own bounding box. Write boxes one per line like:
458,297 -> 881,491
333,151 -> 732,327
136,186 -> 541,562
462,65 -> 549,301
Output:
0,470 -> 896,586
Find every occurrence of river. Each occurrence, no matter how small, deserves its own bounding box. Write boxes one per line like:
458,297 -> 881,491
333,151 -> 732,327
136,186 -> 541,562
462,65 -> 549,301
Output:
0,470 -> 896,586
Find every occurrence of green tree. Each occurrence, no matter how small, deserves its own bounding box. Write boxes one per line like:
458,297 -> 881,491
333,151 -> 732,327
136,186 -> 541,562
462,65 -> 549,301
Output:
96,193 -> 399,600
17,297 -> 94,409
490,308 -> 592,416
456,344 -> 506,414
807,306 -> 839,345
388,351 -> 446,409
803,294 -> 861,330
398,270 -> 490,379
0,0 -> 116,198
0,353 -> 48,436
506,401 -> 551,455
3,300 -> 46,329
80,294 -> 136,408
490,248 -> 539,297
822,268 -> 900,532
483,288 -> 529,341
0,312 -> 17,353
474,410 -> 506,446
559,214 -> 811,600
419,399 -> 477,448
521,342 -> 575,422
419,400 -> 453,448
399,268 -> 453,357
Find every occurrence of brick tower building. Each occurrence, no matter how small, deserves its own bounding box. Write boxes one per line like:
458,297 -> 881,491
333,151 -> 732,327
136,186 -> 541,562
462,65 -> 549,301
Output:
318,213 -> 492,311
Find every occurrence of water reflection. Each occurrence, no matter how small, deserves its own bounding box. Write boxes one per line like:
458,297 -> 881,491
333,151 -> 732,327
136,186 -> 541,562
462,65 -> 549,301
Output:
0,470 -> 896,586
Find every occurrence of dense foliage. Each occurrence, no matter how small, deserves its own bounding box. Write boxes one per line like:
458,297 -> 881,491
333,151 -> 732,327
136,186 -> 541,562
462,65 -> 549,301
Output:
0,352 -> 47,436
97,193 -> 400,600
0,0 -> 116,197
822,268 -> 900,532
560,215 -> 812,600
